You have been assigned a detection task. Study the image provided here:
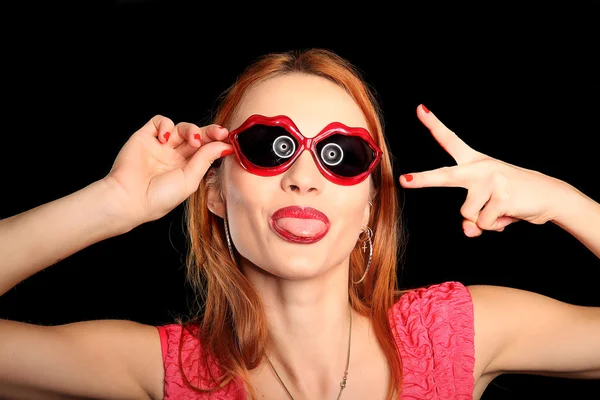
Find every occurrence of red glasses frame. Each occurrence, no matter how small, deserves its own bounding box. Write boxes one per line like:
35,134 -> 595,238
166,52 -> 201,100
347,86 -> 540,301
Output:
228,114 -> 383,186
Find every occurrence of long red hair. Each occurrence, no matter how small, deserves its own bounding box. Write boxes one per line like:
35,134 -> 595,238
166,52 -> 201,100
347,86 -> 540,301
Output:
181,48 -> 409,399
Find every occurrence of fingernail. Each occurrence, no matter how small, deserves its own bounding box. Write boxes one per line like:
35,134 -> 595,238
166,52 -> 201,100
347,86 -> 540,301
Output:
164,132 -> 170,142
421,104 -> 430,113
220,149 -> 235,158
402,174 -> 413,182
194,133 -> 201,143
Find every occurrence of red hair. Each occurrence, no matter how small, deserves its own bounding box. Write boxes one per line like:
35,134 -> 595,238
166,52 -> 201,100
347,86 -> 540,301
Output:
181,48 -> 409,399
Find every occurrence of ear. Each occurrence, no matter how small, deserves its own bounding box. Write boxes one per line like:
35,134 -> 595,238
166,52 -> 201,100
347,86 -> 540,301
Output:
206,169 -> 226,219
361,200 -> 372,228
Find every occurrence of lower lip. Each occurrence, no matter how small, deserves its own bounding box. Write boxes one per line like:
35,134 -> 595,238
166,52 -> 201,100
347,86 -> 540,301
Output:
269,219 -> 330,244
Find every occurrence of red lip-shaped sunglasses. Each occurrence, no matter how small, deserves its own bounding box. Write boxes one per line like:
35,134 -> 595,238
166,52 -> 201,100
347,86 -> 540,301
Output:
227,114 -> 383,186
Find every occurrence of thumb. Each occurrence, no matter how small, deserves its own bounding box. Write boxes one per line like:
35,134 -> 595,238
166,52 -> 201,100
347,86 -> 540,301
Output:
183,142 -> 235,189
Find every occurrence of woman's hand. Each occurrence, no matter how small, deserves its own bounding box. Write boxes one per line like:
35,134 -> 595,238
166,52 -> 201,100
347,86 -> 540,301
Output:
400,105 -> 574,237
104,115 -> 233,229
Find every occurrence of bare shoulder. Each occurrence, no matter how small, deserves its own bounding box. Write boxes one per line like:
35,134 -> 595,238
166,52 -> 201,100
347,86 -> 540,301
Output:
0,318 -> 164,400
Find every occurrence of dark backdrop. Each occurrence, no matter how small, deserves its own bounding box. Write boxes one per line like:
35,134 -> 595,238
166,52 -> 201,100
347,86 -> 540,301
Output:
1,1 -> 599,399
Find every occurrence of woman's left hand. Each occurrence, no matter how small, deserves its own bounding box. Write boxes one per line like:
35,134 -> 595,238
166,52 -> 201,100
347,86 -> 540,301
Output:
400,104 -> 573,237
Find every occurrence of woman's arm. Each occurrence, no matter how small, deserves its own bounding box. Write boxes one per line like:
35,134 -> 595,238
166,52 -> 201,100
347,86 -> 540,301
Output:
0,178 -> 129,296
1,115 -> 231,298
0,179 -> 165,399
403,105 -> 600,381
469,284 -> 600,380
0,319 -> 164,400
0,115 -> 233,399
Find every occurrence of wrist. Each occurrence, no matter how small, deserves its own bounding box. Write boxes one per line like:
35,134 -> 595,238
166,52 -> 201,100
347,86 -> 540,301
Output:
95,177 -> 141,235
549,180 -> 590,226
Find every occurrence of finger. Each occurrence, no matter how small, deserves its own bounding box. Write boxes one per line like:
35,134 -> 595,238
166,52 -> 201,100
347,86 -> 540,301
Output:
460,184 -> 491,224
417,104 -> 480,164
476,192 -> 509,230
174,132 -> 203,160
194,123 -> 228,145
400,165 -> 472,189
495,216 -> 518,229
182,142 -> 235,193
178,124 -> 229,159
135,115 -> 175,143
462,219 -> 484,237
462,217 -> 515,238
167,122 -> 228,150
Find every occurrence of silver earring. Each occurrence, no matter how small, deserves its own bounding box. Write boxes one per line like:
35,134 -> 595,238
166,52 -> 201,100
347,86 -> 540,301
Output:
223,212 -> 236,261
353,227 -> 373,284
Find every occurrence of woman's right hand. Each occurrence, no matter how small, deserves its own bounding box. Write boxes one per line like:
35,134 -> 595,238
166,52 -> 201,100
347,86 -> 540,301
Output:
104,115 -> 233,229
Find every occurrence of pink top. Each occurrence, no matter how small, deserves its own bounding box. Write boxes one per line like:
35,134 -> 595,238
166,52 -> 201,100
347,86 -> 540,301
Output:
157,281 -> 475,399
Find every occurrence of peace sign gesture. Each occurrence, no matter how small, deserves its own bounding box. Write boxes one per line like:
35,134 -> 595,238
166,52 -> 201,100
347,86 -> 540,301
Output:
400,105 -> 572,237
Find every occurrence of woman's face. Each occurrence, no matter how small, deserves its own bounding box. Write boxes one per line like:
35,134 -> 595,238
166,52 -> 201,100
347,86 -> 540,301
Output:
219,73 -> 372,280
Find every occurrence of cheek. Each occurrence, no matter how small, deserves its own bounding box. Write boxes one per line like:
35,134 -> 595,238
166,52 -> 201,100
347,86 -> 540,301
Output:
223,161 -> 273,210
222,163 -> 283,268
336,179 -> 371,214
332,191 -> 369,233
222,161 -> 276,247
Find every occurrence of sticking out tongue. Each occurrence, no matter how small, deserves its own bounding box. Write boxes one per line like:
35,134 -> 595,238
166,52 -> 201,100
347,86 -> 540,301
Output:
274,218 -> 327,237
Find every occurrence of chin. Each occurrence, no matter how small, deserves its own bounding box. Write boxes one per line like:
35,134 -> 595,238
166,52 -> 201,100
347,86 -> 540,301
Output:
246,253 -> 330,280
276,257 -> 328,279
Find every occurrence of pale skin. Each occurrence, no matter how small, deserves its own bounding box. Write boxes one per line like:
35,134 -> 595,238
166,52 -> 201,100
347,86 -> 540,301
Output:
0,73 -> 598,400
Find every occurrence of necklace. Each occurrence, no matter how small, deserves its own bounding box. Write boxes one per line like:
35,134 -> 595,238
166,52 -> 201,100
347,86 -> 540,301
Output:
266,307 -> 352,400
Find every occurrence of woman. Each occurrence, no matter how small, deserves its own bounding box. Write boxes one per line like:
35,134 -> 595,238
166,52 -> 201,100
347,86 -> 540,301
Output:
0,48 -> 598,399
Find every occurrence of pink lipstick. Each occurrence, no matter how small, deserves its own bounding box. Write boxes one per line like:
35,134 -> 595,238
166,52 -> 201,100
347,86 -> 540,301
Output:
270,206 -> 330,244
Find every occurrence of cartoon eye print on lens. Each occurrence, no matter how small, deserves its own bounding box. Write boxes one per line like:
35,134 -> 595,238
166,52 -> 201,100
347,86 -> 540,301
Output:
320,143 -> 343,166
272,135 -> 296,158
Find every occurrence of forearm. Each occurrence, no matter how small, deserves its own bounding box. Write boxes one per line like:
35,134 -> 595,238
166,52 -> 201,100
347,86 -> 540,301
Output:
551,183 -> 600,259
0,179 -> 130,296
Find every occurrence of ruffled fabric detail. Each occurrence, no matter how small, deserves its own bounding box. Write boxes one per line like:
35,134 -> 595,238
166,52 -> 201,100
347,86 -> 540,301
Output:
389,281 -> 475,399
157,323 -> 246,399
158,280 -> 475,399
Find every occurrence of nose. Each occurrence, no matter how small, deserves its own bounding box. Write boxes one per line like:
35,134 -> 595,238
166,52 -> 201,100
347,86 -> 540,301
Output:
280,150 -> 324,194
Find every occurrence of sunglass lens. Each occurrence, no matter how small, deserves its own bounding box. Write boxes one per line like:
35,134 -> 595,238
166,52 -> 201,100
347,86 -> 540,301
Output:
316,134 -> 375,177
237,125 -> 298,167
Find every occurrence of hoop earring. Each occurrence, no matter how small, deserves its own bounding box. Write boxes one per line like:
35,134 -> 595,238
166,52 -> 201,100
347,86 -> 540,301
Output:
223,212 -> 236,262
353,227 -> 373,284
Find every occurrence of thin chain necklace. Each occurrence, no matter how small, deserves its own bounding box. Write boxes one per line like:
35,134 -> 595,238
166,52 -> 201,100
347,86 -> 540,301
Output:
266,307 -> 352,400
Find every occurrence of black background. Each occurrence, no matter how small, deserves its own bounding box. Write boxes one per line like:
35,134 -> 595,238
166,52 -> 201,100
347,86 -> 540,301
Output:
1,1 -> 599,398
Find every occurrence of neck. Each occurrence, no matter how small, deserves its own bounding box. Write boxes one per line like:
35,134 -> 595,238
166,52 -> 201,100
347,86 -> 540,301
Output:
243,259 -> 355,398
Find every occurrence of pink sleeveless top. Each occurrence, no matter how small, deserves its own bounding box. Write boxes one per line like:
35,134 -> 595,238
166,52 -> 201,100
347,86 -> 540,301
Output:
157,281 -> 475,399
